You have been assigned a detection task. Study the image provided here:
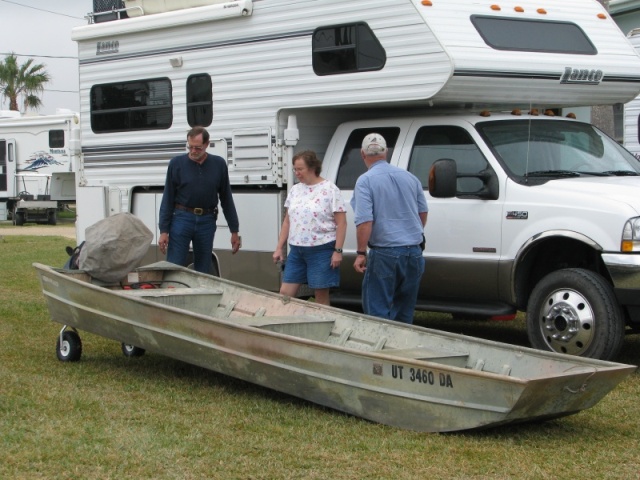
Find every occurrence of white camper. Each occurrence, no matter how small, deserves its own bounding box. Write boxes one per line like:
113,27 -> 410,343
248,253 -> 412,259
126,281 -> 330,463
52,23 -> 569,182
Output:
72,0 -> 640,360
624,28 -> 640,158
0,110 -> 79,224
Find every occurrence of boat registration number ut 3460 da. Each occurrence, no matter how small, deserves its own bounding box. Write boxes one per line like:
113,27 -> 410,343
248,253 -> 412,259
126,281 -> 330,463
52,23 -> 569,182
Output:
382,364 -> 454,388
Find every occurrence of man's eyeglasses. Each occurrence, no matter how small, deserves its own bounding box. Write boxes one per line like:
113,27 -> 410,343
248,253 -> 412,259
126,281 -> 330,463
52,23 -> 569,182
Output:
186,144 -> 205,152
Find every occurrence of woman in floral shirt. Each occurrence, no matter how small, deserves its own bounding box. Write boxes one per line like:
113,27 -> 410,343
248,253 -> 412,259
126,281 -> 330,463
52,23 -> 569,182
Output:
273,150 -> 347,305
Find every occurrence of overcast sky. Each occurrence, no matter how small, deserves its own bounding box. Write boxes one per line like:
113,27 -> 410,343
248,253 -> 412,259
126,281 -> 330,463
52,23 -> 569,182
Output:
0,0 -> 92,114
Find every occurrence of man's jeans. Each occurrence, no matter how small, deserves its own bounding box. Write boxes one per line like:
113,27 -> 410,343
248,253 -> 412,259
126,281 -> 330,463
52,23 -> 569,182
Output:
362,245 -> 425,324
167,209 -> 217,274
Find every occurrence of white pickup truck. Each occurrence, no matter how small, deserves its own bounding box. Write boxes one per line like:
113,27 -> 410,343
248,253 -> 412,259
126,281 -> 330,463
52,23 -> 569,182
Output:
338,109 -> 640,361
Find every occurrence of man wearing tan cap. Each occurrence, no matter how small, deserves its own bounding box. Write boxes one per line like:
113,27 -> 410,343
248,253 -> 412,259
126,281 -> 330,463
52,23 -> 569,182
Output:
351,133 -> 428,324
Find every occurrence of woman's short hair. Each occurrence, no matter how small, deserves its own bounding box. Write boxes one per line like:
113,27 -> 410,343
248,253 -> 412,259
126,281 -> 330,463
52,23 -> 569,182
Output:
293,150 -> 322,176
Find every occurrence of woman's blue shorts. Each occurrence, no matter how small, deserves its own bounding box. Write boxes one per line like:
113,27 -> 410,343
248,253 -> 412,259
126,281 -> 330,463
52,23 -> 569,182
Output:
283,241 -> 339,289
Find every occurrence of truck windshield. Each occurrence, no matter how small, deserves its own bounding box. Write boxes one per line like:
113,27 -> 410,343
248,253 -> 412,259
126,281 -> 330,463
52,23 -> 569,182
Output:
476,119 -> 640,181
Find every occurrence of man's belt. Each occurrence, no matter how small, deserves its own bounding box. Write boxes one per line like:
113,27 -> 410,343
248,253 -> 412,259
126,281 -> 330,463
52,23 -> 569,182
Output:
175,203 -> 218,216
368,243 -> 421,249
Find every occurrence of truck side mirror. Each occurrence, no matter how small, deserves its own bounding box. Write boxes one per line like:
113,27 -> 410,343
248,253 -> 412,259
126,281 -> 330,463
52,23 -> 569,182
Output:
473,169 -> 499,200
428,159 -> 457,197
429,159 -> 499,200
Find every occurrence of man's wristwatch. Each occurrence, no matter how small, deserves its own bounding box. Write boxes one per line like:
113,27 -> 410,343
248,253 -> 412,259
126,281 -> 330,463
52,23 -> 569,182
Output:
356,250 -> 367,256
334,248 -> 343,253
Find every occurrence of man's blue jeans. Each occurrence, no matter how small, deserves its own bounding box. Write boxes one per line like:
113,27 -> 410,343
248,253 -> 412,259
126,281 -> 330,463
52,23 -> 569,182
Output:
362,246 -> 425,324
167,209 -> 217,274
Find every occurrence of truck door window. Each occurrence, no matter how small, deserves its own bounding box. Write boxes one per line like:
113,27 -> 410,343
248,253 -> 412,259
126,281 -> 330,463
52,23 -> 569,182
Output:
187,74 -> 212,127
312,23 -> 386,75
90,78 -> 172,133
336,127 -> 399,189
408,126 -> 489,194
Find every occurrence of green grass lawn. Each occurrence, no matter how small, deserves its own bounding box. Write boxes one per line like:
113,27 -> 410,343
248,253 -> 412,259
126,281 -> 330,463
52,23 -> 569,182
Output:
1,234 -> 639,479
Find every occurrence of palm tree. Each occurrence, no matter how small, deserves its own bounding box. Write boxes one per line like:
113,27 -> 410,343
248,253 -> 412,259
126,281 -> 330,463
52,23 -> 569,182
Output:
0,53 -> 51,112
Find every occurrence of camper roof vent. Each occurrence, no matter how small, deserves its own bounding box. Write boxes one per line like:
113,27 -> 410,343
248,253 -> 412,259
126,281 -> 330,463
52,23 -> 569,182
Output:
91,0 -> 129,23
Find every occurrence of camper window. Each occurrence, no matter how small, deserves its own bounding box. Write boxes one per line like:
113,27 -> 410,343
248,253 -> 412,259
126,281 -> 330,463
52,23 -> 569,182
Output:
471,16 -> 596,55
0,140 -> 6,191
49,130 -> 65,148
312,23 -> 386,76
90,78 -> 173,133
187,74 -> 213,127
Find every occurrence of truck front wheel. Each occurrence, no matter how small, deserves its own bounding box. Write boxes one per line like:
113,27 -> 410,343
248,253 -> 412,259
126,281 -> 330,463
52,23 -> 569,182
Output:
526,268 -> 624,360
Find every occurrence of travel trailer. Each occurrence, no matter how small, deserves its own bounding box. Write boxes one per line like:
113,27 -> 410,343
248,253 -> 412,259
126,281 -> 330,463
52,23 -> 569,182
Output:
0,110 -> 79,224
71,0 -> 640,360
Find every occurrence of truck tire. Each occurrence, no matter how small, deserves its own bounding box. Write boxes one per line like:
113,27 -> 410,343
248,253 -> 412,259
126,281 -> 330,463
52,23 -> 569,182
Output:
526,268 -> 624,360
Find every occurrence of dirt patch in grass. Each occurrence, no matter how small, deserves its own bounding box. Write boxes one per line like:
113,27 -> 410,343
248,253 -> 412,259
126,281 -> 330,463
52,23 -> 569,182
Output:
0,219 -> 76,240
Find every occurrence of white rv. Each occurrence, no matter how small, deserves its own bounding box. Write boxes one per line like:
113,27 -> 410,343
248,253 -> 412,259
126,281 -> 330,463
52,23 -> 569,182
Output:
0,109 -> 79,225
624,28 -> 640,158
72,0 -> 640,359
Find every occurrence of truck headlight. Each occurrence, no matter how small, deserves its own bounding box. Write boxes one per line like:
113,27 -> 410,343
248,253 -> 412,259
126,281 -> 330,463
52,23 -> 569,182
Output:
622,217 -> 640,252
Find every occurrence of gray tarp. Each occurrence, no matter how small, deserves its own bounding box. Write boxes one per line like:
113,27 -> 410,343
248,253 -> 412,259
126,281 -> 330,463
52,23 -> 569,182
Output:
79,212 -> 153,282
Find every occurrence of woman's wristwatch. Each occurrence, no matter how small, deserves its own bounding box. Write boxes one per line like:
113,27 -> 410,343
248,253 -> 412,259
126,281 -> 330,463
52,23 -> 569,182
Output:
334,248 -> 343,253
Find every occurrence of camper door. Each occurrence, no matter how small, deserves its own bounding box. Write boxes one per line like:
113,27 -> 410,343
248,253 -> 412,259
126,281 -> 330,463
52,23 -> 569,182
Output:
0,139 -> 16,197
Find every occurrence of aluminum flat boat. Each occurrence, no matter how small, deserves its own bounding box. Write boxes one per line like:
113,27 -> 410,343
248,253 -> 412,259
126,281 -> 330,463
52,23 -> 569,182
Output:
34,261 -> 636,432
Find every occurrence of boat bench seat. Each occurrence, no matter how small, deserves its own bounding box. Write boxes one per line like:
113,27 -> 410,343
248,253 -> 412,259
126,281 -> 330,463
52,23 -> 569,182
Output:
382,347 -> 469,368
239,315 -> 335,342
118,287 -> 223,316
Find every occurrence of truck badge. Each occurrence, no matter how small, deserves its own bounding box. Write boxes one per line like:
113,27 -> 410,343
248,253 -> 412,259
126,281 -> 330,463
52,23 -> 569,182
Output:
506,211 -> 528,220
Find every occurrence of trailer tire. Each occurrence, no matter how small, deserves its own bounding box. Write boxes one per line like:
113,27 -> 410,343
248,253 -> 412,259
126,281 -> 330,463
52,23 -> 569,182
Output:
47,210 -> 57,225
121,343 -> 145,357
526,268 -> 624,360
56,331 -> 82,362
14,211 -> 25,226
186,254 -> 220,277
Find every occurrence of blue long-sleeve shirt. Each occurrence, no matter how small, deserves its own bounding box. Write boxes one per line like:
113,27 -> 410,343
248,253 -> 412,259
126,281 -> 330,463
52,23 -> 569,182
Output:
158,153 -> 240,234
351,160 -> 428,247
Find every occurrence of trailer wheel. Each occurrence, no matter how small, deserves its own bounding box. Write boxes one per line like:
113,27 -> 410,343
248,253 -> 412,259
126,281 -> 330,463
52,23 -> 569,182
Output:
47,210 -> 57,225
121,343 -> 145,357
56,331 -> 82,362
14,211 -> 25,226
526,268 -> 624,360
186,254 -> 220,276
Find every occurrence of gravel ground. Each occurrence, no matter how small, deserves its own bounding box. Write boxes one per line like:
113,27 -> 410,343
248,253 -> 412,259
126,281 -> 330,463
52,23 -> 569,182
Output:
0,219 -> 76,240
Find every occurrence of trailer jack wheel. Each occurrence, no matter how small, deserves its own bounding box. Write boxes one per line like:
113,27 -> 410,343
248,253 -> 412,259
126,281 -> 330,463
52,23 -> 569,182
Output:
121,343 -> 146,357
56,329 -> 82,362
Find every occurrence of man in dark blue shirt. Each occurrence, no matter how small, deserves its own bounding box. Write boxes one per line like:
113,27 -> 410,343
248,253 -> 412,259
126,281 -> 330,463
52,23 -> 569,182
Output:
158,126 -> 240,273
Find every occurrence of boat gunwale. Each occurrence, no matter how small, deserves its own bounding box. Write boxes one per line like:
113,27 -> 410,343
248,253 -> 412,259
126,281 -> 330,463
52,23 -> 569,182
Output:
33,263 -> 635,379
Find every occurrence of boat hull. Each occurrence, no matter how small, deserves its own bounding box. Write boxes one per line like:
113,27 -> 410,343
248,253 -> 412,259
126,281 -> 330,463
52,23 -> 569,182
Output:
34,262 -> 636,432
